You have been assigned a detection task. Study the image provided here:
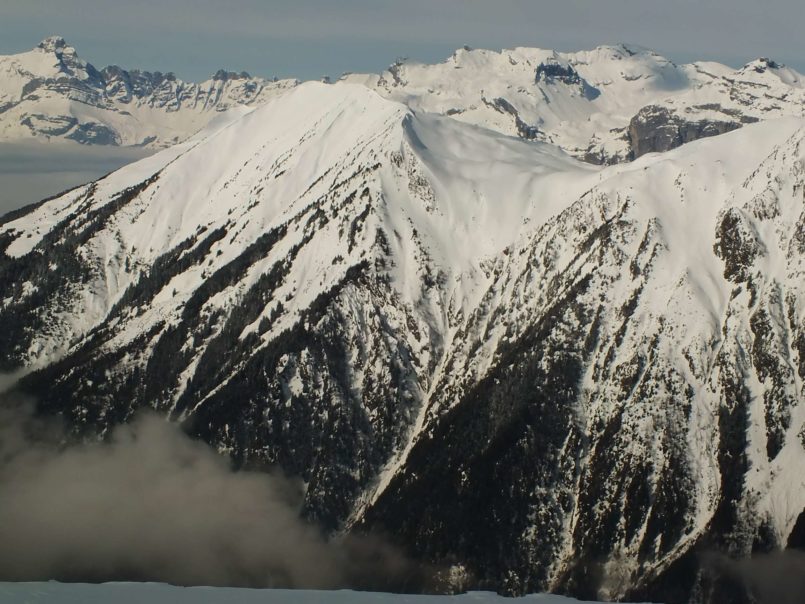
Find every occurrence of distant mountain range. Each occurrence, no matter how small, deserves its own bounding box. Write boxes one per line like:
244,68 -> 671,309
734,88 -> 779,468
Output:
0,36 -> 297,147
2,37 -> 805,604
0,36 -> 803,162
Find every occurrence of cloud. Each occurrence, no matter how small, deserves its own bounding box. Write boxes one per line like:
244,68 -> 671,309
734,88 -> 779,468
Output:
0,385 -> 419,589
0,142 -> 151,217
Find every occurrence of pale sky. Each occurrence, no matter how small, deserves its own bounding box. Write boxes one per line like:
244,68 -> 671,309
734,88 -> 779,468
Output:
1,0 -> 803,81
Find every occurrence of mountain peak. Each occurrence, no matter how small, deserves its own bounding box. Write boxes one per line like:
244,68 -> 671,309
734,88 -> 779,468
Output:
212,69 -> 252,81
735,57 -> 804,88
612,42 -> 650,55
38,35 -> 70,53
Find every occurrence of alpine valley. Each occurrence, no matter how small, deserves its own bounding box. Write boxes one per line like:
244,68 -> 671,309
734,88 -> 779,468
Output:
2,37 -> 805,604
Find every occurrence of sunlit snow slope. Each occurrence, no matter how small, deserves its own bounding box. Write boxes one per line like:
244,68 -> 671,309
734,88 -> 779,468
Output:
2,80 -> 805,604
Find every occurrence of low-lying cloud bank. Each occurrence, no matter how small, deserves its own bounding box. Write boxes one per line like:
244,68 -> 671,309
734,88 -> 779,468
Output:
0,380 -> 418,590
704,549 -> 805,604
0,141 -> 151,216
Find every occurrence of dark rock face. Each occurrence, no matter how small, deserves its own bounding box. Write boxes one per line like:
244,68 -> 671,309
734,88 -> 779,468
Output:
482,97 -> 541,140
66,121 -> 120,145
536,61 -> 582,86
212,69 -> 252,81
20,114 -> 78,137
37,36 -> 68,52
582,132 -> 631,166
713,208 -> 765,283
750,58 -> 782,73
100,66 -> 182,104
788,511 -> 805,549
628,105 -> 742,158
535,60 -> 600,100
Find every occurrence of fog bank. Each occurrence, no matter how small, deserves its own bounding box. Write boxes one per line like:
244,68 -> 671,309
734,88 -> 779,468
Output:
0,142 -> 151,216
0,387 -> 416,590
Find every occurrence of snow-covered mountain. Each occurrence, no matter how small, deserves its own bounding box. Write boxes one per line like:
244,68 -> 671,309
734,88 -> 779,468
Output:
2,67 -> 805,604
0,36 -> 297,147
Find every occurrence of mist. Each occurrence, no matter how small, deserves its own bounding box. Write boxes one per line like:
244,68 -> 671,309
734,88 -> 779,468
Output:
705,549 -> 805,604
0,142 -> 151,217
0,384 -> 418,590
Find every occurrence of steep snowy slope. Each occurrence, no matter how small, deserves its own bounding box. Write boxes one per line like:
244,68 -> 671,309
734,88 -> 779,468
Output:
361,117 -> 805,602
344,45 -> 805,164
0,36 -> 297,147
2,80 -> 805,604
0,80 -> 596,528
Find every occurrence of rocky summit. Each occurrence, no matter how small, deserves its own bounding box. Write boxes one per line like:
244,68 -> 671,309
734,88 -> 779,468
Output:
2,40 -> 805,604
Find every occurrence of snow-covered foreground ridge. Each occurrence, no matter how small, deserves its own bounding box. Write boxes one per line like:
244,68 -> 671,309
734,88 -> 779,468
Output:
2,81 -> 805,603
1,36 -> 803,161
0,583 -> 629,604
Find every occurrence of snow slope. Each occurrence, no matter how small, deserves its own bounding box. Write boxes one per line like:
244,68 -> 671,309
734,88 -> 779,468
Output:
0,81 -> 597,369
0,582 -> 627,604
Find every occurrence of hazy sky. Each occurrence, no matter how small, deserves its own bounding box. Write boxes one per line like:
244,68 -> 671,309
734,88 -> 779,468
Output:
1,0 -> 803,81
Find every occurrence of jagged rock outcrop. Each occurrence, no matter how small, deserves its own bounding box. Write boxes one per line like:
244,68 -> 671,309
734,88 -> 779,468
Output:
627,105 -> 744,158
